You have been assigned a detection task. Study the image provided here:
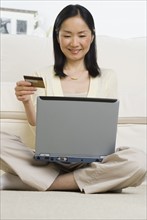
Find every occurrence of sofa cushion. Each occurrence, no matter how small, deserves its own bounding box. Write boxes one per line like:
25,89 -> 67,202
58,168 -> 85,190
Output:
97,36 -> 146,120
1,119 -> 34,148
1,82 -> 26,120
1,35 -> 53,82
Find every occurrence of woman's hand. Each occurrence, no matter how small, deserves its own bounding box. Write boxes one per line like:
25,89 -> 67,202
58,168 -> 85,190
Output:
15,80 -> 37,103
15,80 -> 37,126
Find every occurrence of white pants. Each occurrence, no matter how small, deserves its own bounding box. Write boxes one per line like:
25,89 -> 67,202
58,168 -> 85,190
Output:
0,132 -> 146,193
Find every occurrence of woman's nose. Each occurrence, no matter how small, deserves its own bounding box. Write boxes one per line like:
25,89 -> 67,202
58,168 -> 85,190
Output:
70,37 -> 79,46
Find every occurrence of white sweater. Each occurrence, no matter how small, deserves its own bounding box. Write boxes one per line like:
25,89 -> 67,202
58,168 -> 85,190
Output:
31,65 -> 117,106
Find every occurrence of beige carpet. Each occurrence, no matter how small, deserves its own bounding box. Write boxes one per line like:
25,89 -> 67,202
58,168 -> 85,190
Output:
1,184 -> 146,220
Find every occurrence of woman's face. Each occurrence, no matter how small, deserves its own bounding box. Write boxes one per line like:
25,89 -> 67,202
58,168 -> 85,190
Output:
58,15 -> 94,62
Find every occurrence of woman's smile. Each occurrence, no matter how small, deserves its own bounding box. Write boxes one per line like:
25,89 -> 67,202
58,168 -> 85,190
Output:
68,48 -> 82,55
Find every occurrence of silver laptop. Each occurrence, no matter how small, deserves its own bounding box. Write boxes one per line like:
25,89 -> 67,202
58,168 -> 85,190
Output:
34,96 -> 119,163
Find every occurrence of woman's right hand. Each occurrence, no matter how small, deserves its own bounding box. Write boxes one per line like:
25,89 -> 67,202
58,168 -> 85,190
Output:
15,80 -> 37,103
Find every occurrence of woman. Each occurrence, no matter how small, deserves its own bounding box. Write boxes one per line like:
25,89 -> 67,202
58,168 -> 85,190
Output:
1,5 -> 146,193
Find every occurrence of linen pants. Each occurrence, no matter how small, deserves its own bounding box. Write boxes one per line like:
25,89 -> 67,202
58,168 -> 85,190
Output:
0,132 -> 146,193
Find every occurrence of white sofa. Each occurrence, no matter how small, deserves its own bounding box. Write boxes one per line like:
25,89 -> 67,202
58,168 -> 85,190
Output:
0,34 -> 146,154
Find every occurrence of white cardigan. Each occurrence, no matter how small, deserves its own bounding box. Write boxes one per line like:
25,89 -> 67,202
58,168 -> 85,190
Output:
32,65 -> 117,105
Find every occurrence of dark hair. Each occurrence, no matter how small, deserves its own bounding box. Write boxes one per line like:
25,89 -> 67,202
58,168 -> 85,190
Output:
53,4 -> 101,78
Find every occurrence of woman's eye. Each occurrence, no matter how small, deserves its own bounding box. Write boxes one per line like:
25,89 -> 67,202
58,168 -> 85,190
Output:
64,35 -> 71,38
79,35 -> 86,38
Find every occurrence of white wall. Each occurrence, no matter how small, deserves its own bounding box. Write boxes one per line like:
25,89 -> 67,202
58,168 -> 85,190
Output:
1,0 -> 146,38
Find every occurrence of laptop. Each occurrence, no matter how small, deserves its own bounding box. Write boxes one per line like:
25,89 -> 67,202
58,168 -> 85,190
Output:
34,96 -> 119,163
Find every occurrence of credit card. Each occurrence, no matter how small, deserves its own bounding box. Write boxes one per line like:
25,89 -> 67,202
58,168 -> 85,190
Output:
23,75 -> 45,88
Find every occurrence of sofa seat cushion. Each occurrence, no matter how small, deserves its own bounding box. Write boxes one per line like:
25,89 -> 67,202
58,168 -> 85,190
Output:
1,82 -> 25,119
117,124 -> 146,153
1,119 -> 35,148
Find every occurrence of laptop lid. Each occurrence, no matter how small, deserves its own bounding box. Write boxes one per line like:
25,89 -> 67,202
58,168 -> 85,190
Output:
34,96 -> 119,163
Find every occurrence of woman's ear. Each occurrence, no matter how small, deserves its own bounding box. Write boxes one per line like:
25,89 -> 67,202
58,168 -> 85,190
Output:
91,35 -> 94,43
